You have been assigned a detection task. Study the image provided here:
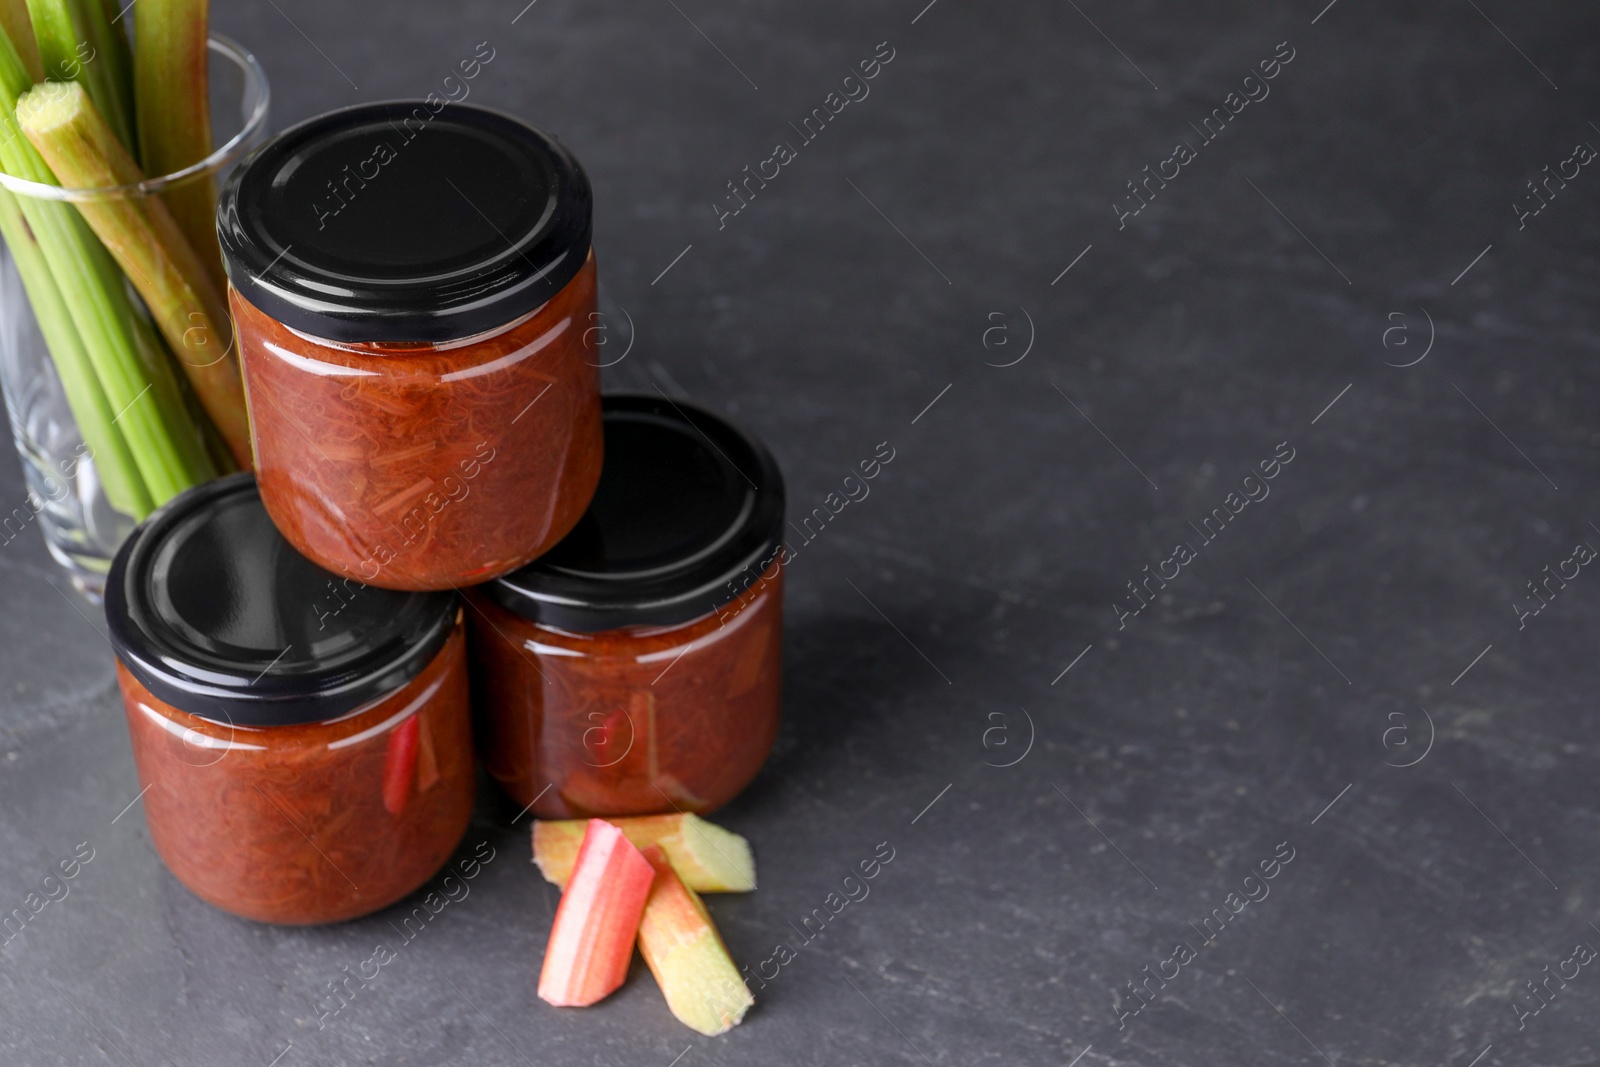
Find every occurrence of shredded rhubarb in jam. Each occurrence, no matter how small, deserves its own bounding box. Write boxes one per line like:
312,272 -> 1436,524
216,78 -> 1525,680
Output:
232,254 -> 602,591
118,623 -> 475,924
468,566 -> 783,818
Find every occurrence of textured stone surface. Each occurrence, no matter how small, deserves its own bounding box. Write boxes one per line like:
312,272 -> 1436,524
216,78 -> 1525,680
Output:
1,1 -> 1598,1064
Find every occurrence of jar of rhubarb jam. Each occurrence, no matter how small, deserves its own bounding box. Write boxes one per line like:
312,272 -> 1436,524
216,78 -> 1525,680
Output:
217,101 -> 602,591
104,474 -> 474,924
468,395 -> 786,818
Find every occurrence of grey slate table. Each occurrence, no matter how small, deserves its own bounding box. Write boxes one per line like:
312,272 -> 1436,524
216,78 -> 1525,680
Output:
3,1 -> 1598,1064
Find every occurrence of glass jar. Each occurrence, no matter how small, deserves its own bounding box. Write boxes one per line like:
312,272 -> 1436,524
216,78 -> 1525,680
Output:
468,395 -> 786,818
217,102 -> 603,591
104,474 -> 473,924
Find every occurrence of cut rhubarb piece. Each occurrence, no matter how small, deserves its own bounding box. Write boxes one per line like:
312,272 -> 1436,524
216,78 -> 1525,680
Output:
637,845 -> 753,1035
651,773 -> 711,812
381,715 -> 420,816
533,813 -> 755,893
414,711 -> 441,792
537,819 -> 656,1007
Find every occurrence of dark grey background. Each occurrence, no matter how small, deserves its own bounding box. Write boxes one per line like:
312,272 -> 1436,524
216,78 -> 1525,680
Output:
2,0 -> 1598,1064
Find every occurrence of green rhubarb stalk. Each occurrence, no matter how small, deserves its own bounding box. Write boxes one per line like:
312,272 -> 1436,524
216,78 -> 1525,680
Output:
0,188 -> 149,515
636,845 -> 753,1035
133,0 -> 219,288
73,0 -> 135,143
17,79 -> 251,469
0,27 -> 213,505
0,159 -> 212,503
0,0 -> 42,82
534,814 -> 757,892
25,0 -> 136,150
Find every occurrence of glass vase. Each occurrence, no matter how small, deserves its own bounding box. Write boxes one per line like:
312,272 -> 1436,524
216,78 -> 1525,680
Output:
0,35 -> 269,599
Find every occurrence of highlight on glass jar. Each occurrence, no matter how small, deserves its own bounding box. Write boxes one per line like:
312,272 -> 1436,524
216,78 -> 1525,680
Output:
216,101 -> 603,591
104,474 -> 474,925
467,395 -> 786,819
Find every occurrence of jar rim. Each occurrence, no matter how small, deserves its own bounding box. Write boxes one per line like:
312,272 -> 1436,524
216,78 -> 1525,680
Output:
484,395 -> 786,632
228,263 -> 574,355
104,474 -> 458,727
0,35 -> 269,202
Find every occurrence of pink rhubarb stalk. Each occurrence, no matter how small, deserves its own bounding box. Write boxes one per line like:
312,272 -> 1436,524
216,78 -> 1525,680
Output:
381,715 -> 420,816
537,819 -> 656,1007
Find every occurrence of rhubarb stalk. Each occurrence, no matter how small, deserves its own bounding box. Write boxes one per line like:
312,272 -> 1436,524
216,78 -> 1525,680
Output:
534,813 -> 756,893
0,0 -> 41,82
0,24 -> 213,507
17,78 -> 251,468
25,0 -> 135,148
537,819 -> 656,1007
414,713 -> 441,791
381,715 -> 419,816
75,0 -> 136,145
636,845 -> 753,1036
0,189 -> 148,514
133,0 -> 220,287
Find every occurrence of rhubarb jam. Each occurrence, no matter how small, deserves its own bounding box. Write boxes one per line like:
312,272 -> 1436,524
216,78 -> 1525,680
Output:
218,102 -> 602,590
105,475 -> 473,924
468,395 -> 786,818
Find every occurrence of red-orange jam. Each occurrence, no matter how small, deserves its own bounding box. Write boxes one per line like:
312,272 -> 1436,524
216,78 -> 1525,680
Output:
105,475 -> 472,924
218,102 -> 602,590
468,395 -> 787,818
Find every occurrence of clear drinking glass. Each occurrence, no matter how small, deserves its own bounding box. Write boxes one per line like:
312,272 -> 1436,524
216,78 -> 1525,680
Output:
0,36 -> 269,598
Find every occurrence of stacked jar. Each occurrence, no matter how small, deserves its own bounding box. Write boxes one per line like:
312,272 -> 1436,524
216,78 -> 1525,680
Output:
217,101 -> 603,590
467,394 -> 786,819
104,103 -> 787,924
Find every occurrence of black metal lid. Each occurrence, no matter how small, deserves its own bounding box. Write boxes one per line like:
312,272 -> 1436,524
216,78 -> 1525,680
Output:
217,100 -> 592,343
486,395 -> 785,632
104,474 -> 458,727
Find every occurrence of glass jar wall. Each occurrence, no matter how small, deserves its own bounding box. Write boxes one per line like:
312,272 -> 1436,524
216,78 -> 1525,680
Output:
229,256 -> 601,591
118,626 -> 473,924
470,564 -> 782,817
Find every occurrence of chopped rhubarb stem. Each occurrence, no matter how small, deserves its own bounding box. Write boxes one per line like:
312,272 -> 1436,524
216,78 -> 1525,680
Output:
581,706 -> 631,765
373,476 -> 435,518
637,845 -> 753,1035
368,440 -> 439,468
533,813 -> 755,893
538,820 -> 656,1007
382,715 -> 420,816
414,712 -> 441,792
